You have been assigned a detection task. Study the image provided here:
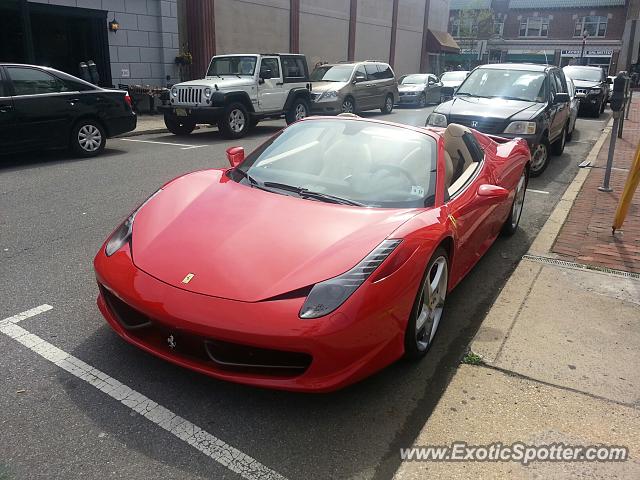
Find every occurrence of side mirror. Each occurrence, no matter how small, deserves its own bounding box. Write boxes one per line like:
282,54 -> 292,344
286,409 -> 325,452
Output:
607,77 -> 613,84
553,92 -> 570,104
226,146 -> 245,167
477,184 -> 509,200
260,68 -> 273,80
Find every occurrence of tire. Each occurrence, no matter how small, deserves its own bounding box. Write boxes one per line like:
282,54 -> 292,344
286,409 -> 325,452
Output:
381,94 -> 394,114
70,119 -> 106,157
164,114 -> 195,136
529,136 -> 550,177
404,247 -> 449,360
600,98 -> 606,114
341,96 -> 355,114
218,102 -> 250,139
418,93 -> 427,108
566,120 -> 574,141
551,125 -> 566,156
285,97 -> 309,125
501,168 -> 528,236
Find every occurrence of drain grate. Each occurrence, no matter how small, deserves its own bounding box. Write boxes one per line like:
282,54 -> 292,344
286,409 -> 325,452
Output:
522,254 -> 640,280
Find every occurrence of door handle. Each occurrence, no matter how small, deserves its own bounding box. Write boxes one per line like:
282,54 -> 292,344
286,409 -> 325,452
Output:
276,82 -> 283,86
67,98 -> 81,105
366,84 -> 374,87
0,105 -> 13,113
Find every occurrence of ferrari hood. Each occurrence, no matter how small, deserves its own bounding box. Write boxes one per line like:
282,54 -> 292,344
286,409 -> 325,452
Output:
131,170 -> 420,302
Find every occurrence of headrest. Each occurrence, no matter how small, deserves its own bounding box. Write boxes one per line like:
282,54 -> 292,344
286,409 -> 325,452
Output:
444,123 -> 472,138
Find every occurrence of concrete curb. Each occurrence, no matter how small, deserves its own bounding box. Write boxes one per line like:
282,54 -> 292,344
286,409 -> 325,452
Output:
116,124 -> 214,138
528,118 -> 613,256
470,119 -> 614,363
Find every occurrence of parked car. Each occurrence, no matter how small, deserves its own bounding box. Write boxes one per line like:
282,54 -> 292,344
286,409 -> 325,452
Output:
566,77 -> 579,141
562,65 -> 609,117
439,70 -> 469,102
0,63 -> 136,157
94,115 -> 530,392
396,73 -> 442,107
427,63 -> 571,176
159,53 -> 311,139
309,61 -> 398,115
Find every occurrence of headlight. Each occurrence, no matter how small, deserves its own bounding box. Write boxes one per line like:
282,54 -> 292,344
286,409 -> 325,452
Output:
426,113 -> 447,127
319,90 -> 339,101
171,87 -> 178,97
504,121 -> 536,135
105,189 -> 162,257
589,88 -> 601,94
299,240 -> 401,319
204,87 -> 212,97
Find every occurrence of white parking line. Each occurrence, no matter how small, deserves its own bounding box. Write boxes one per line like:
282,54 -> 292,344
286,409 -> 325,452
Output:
0,305 -> 287,480
526,188 -> 550,195
119,138 -> 207,150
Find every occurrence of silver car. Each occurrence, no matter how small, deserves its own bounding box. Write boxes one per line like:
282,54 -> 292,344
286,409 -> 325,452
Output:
396,73 -> 442,107
566,77 -> 579,141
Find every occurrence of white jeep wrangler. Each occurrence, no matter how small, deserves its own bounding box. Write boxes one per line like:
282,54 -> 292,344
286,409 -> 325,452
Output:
159,53 -> 312,139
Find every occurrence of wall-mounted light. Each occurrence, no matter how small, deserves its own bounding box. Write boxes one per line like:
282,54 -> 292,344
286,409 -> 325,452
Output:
109,18 -> 120,33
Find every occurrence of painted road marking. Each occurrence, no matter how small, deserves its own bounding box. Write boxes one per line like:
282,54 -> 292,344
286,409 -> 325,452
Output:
0,305 -> 287,480
119,138 -> 207,150
526,189 -> 550,195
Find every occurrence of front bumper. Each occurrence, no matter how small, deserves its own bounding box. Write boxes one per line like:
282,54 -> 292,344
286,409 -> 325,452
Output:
397,93 -> 421,104
94,245 -> 417,392
310,98 -> 342,114
158,105 -> 224,123
575,93 -> 602,108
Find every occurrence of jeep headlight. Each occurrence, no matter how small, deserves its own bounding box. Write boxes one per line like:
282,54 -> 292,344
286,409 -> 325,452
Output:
204,87 -> 212,98
504,121 -> 536,135
319,90 -> 339,101
171,87 -> 178,97
299,240 -> 401,319
426,113 -> 447,127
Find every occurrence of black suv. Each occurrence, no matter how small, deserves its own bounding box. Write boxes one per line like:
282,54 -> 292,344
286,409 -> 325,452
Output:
562,65 -> 609,117
427,63 -> 571,176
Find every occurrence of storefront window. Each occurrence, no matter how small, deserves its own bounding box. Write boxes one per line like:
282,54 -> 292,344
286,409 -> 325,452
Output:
519,17 -> 549,37
574,16 -> 607,38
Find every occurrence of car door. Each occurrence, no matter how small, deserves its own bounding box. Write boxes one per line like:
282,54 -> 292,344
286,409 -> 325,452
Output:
427,75 -> 441,103
6,65 -> 76,150
352,65 -> 371,110
0,67 -> 17,151
550,70 -> 569,141
364,64 -> 383,107
257,57 -> 286,112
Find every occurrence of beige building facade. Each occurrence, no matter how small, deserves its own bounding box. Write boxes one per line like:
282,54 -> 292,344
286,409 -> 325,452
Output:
179,0 -> 456,78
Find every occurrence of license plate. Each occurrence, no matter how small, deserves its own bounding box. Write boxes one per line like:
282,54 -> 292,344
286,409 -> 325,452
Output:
175,108 -> 187,117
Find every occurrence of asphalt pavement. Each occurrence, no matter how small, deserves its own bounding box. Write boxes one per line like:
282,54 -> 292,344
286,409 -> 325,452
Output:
0,105 -> 611,480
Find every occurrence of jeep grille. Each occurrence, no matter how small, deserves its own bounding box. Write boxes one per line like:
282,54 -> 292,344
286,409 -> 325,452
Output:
176,86 -> 204,105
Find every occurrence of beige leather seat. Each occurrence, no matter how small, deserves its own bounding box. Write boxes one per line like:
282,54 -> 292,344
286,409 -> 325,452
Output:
321,140 -> 372,180
444,151 -> 454,190
444,123 -> 475,183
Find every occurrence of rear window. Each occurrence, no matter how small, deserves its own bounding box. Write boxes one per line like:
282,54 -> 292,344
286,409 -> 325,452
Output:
282,56 -> 307,82
378,64 -> 394,79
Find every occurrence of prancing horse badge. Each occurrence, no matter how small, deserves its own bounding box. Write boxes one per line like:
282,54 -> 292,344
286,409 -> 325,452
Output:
182,273 -> 195,284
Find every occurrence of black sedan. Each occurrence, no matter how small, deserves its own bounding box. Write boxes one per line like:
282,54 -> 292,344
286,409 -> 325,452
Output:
0,64 -> 136,157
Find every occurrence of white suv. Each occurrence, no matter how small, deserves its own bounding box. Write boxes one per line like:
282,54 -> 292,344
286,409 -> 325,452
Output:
159,54 -> 312,138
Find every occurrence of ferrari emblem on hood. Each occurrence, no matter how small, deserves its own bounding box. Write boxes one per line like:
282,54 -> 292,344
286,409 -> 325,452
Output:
182,273 -> 195,284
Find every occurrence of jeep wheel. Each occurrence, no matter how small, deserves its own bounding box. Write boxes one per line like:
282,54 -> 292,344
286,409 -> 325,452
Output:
529,137 -> 550,177
381,94 -> 394,114
285,97 -> 309,125
164,115 -> 195,136
341,97 -> 355,113
218,103 -> 249,139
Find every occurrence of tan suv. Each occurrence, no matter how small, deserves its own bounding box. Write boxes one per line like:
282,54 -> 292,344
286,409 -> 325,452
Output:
309,61 -> 399,115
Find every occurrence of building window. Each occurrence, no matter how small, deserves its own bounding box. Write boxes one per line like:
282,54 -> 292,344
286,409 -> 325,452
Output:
519,17 -> 549,37
493,21 -> 504,37
574,16 -> 607,38
449,18 -> 477,38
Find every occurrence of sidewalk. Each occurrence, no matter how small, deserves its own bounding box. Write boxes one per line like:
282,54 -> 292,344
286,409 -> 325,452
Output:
126,114 -> 169,136
395,102 -> 640,479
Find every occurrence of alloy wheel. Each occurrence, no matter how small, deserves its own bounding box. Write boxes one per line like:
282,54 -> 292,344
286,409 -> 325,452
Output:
228,109 -> 246,133
341,99 -> 354,113
530,142 -> 548,174
78,124 -> 102,152
295,103 -> 307,120
415,256 -> 448,351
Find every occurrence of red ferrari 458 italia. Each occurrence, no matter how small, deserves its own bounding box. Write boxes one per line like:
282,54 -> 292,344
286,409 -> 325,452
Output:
94,116 -> 530,392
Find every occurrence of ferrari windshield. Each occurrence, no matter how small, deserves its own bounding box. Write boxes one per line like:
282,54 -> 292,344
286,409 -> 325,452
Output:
232,119 -> 437,208
310,65 -> 354,82
457,68 -> 547,102
207,56 -> 257,76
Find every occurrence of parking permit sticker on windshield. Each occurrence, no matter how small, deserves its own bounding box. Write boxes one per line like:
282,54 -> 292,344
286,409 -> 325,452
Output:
411,185 -> 425,196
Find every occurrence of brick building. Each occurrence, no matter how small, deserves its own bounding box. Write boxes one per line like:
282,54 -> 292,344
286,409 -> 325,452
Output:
447,0 -> 630,74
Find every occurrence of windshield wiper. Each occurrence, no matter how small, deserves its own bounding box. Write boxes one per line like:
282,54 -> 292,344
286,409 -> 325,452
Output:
263,182 -> 365,206
492,95 -> 532,102
234,168 -> 265,190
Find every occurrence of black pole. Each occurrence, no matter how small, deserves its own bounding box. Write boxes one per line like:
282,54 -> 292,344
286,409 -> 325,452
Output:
19,0 -> 35,64
580,33 -> 587,66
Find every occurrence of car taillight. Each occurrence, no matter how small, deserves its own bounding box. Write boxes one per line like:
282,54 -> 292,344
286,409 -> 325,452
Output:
124,93 -> 132,108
